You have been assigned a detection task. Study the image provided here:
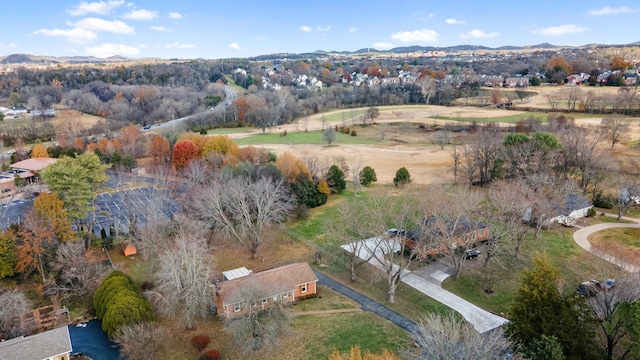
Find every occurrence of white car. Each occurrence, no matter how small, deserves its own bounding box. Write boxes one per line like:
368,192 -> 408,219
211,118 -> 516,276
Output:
6,150 -> 15,155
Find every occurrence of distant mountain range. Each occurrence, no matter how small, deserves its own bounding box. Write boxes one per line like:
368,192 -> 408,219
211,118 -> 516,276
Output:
1,42 -> 639,64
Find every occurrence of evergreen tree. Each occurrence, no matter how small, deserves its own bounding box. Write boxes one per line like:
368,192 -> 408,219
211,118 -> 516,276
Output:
359,166 -> 377,187
393,167 -> 411,187
506,254 -> 597,360
327,165 -> 346,194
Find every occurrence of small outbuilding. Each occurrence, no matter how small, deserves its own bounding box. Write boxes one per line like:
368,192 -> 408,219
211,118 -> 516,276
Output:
123,245 -> 137,257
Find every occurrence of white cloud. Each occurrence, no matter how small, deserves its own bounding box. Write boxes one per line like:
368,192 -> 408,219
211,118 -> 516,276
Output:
373,42 -> 394,49
165,42 -> 195,49
228,42 -> 241,50
445,18 -> 466,25
460,29 -> 499,39
33,27 -> 97,43
86,43 -> 140,57
67,0 -> 125,16
588,6 -> 632,16
531,24 -> 587,36
348,27 -> 357,33
150,26 -> 173,32
390,29 -> 439,43
123,9 -> 158,21
316,25 -> 331,32
68,18 -> 135,34
168,12 -> 182,19
300,25 -> 313,32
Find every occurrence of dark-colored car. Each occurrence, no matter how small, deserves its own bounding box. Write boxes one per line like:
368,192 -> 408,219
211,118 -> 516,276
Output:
465,249 -> 480,259
142,125 -> 151,130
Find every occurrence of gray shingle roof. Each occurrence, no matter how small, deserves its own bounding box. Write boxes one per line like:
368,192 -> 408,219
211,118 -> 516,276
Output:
0,326 -> 72,360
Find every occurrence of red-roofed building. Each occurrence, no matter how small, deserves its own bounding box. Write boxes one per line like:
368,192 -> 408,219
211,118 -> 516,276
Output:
214,263 -> 318,319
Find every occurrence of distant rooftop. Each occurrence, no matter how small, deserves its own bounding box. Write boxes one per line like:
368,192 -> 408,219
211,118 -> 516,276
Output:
10,157 -> 57,172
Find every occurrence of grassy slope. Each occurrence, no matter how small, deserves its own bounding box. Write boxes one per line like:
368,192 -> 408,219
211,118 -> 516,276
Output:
234,129 -> 381,146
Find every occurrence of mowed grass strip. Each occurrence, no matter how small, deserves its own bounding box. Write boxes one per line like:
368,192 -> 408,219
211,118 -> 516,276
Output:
207,127 -> 254,135
234,129 -> 380,145
589,227 -> 640,267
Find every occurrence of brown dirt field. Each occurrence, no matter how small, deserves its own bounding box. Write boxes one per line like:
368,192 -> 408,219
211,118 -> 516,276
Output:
254,143 -> 454,184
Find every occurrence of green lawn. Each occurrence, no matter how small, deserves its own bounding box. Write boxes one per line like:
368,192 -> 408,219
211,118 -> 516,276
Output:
291,286 -> 359,312
234,129 -> 380,146
442,227 -> 621,316
590,228 -> 640,248
297,312 -> 409,359
206,127 -> 254,135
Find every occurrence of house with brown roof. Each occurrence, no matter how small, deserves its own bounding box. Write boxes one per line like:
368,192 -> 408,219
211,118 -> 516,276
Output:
214,263 -> 318,319
403,216 -> 489,260
0,326 -> 72,360
8,158 -> 58,184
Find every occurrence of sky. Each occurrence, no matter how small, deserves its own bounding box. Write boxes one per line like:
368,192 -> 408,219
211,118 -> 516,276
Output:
1,0 -> 639,59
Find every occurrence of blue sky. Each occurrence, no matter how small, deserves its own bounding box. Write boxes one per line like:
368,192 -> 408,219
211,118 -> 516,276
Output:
2,0 -> 639,59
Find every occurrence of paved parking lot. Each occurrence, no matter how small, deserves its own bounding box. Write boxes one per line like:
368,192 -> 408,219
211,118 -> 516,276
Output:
0,186 -> 179,234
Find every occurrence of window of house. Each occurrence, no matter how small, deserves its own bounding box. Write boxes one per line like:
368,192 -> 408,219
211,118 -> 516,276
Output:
301,283 -> 307,293
233,304 -> 241,312
262,298 -> 268,304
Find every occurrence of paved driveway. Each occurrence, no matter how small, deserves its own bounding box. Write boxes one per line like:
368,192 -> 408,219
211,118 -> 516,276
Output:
572,214 -> 640,273
341,238 -> 508,333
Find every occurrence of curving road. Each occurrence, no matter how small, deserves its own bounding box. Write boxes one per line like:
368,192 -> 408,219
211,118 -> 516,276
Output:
572,214 -> 640,273
143,85 -> 238,132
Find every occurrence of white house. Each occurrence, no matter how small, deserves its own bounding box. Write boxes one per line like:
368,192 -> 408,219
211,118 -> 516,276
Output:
549,194 -> 593,226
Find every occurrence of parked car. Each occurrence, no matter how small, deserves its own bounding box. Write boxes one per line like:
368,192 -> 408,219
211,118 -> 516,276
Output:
142,125 -> 151,130
387,228 -> 405,236
465,249 -> 480,259
577,279 -> 615,296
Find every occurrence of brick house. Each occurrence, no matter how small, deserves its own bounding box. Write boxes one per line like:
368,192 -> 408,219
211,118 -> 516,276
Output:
214,262 -> 318,319
403,216 -> 489,260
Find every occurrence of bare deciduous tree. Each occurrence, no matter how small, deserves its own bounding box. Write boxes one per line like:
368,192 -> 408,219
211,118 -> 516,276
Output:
412,313 -> 516,360
340,190 -> 421,302
114,322 -> 167,360
349,156 -> 365,196
417,76 -> 436,105
0,288 -> 34,339
46,241 -> 108,298
433,130 -> 452,150
323,127 -> 337,145
147,234 -> 213,330
193,176 -> 294,259
184,158 -> 211,190
225,281 -> 291,353
601,116 -> 630,150
421,185 -> 483,279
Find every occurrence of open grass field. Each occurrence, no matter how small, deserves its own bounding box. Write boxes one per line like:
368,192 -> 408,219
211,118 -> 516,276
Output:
206,127 -> 254,135
234,128 -> 382,146
589,227 -> 640,267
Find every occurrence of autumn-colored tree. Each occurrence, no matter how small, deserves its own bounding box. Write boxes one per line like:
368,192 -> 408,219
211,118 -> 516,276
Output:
276,152 -> 311,183
97,138 -> 110,153
73,138 -> 85,150
201,135 -> 239,157
317,179 -> 330,196
610,56 -> 631,71
328,346 -> 399,360
119,123 -> 145,158
32,192 -> 75,242
178,132 -> 207,155
30,144 -> 49,158
172,139 -> 199,171
85,142 -> 97,153
237,145 -> 259,163
232,97 -> 249,123
546,56 -> 572,74
148,135 -> 171,165
14,217 -> 50,281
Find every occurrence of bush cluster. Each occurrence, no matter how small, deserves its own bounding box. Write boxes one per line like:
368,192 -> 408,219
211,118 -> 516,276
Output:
93,270 -> 156,338
340,126 -> 350,134
191,334 -> 211,352
199,349 -> 221,360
